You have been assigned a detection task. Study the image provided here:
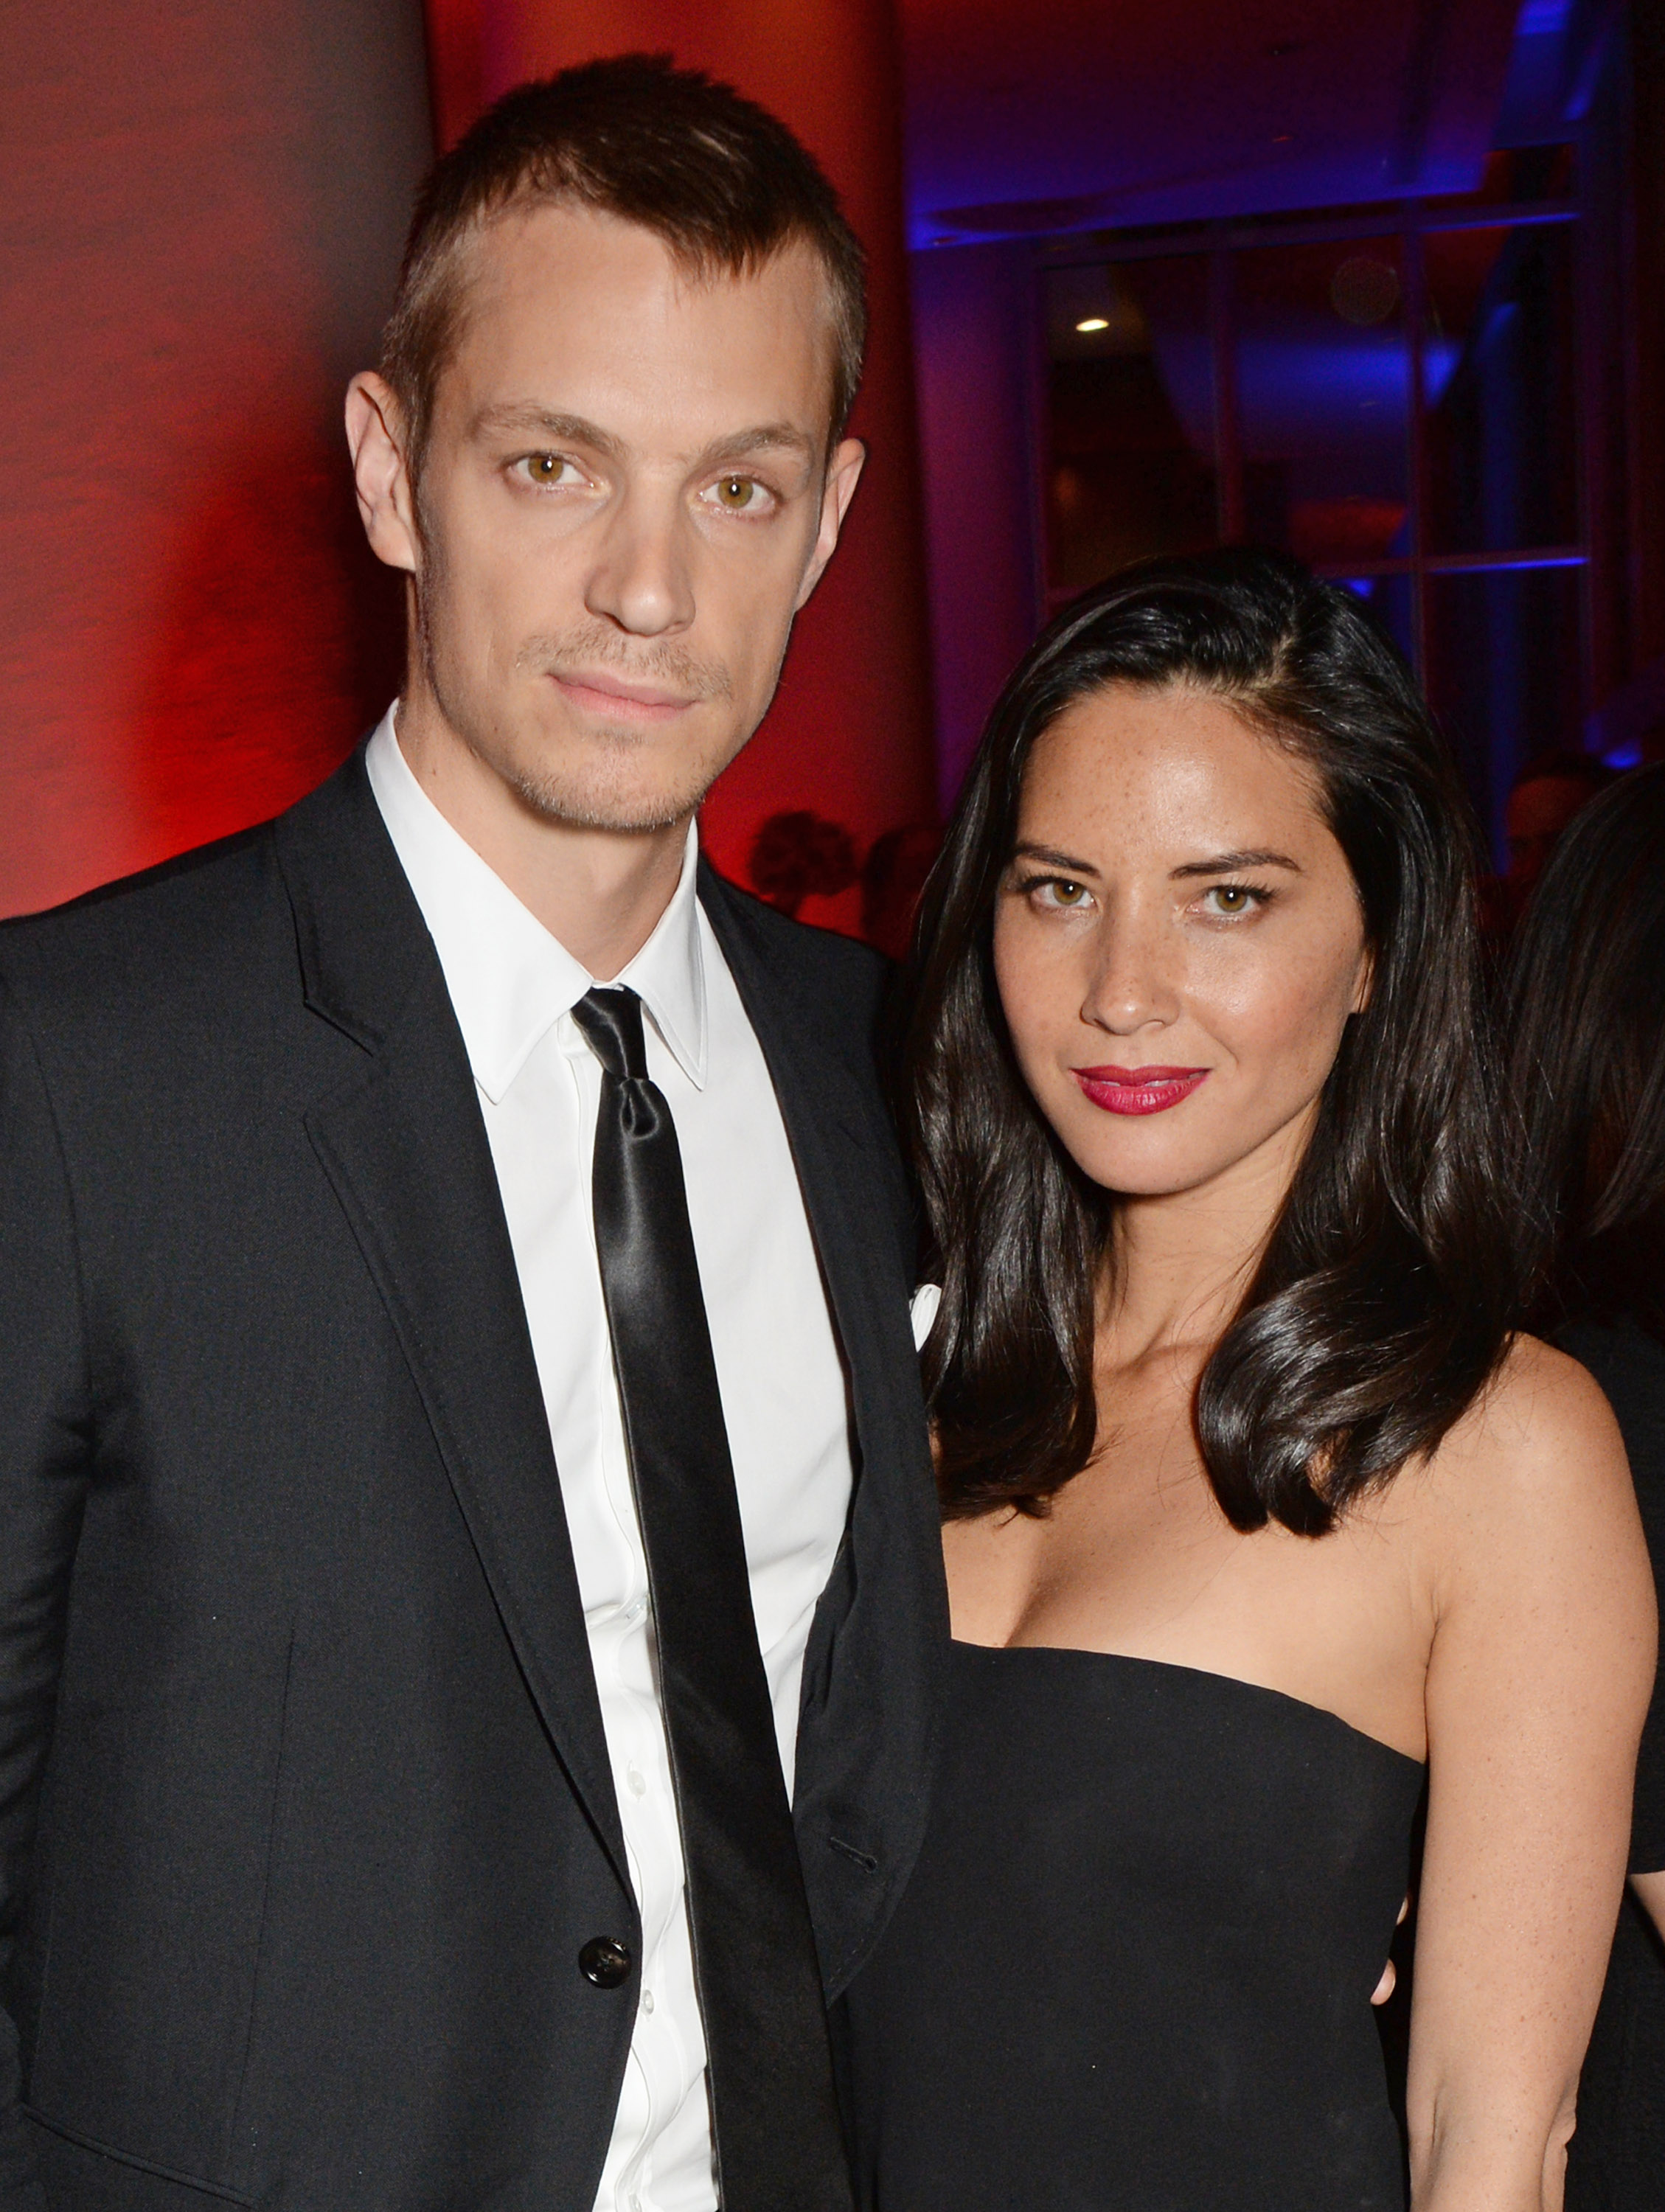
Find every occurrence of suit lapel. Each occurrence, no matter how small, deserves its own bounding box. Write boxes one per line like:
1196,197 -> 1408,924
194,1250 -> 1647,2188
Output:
698,865 -> 948,1994
276,755 -> 628,1892
696,863 -> 906,1395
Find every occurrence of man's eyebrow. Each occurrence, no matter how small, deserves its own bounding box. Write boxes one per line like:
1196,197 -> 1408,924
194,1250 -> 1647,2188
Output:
698,424 -> 819,470
1169,848 -> 1302,879
469,405 -> 626,459
1010,842 -> 1102,877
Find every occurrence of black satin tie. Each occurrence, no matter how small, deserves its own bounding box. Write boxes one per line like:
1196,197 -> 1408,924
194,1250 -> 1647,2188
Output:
571,985 -> 853,2212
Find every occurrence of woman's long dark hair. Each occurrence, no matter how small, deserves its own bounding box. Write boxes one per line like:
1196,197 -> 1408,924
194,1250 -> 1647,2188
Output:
1508,762 -> 1665,1342
905,548 -> 1515,1536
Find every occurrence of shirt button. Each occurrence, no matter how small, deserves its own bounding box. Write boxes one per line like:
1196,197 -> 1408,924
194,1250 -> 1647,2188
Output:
628,1766 -> 646,1797
629,2195 -> 642,2212
641,1987 -> 655,2014
624,1599 -> 647,1625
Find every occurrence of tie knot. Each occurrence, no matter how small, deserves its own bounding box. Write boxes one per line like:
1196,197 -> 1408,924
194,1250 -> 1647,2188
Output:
573,986 -> 650,1081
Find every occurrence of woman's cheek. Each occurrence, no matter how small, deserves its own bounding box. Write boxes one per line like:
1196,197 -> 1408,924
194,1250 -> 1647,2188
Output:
994,918 -> 1062,1055
1210,948 -> 1352,1096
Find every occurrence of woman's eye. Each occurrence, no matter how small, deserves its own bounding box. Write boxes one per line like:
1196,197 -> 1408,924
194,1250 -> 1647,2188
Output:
1037,877 -> 1091,909
1200,884 -> 1261,917
518,453 -> 581,487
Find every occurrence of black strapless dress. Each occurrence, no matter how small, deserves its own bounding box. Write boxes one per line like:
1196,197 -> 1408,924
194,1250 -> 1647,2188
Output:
845,1642 -> 1425,2212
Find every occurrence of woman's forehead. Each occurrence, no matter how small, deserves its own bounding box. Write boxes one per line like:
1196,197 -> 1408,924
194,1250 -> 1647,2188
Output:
1022,686 -> 1327,830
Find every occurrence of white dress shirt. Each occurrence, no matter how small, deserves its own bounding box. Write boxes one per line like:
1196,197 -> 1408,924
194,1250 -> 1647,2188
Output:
366,710 -> 855,2212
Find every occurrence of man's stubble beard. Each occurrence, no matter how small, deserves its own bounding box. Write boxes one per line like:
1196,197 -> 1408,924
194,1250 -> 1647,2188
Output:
498,732 -> 712,835
415,561 -> 790,835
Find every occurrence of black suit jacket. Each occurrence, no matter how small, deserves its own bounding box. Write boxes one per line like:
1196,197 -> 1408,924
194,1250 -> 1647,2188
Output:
0,751 -> 947,2212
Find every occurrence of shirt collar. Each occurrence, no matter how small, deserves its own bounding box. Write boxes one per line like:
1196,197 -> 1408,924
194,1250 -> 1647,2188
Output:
364,706 -> 708,1103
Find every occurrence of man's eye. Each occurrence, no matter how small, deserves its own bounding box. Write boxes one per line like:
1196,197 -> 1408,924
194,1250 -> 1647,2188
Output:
518,453 -> 580,487
709,475 -> 767,512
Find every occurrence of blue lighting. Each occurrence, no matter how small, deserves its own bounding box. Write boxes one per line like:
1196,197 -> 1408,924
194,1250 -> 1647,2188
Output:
1424,336 -> 1462,406
1480,552 -> 1586,569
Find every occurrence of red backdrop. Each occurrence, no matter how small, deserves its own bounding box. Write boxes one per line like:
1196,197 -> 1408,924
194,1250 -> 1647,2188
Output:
0,0 -> 433,917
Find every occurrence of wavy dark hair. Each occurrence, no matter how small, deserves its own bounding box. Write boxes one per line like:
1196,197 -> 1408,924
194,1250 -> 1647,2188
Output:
904,548 -> 1515,1535
1508,762 -> 1665,1342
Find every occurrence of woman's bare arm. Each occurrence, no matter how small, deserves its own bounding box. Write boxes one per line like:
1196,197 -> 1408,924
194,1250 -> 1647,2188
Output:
1405,1339 -> 1656,2212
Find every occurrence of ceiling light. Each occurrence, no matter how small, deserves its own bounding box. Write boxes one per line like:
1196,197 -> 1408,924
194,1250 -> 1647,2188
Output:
1075,316 -> 1109,333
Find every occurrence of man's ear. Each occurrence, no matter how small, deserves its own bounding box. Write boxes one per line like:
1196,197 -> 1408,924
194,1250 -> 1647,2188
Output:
795,436 -> 866,611
346,372 -> 420,577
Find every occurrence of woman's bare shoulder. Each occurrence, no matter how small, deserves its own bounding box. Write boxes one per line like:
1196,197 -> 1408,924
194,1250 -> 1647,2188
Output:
1417,1331 -> 1643,1602
1445,1331 -> 1624,1482
1477,1318 -> 1619,1442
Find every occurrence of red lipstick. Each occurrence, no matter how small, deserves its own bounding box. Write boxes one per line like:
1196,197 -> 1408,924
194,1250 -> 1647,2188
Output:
1073,1065 -> 1209,1116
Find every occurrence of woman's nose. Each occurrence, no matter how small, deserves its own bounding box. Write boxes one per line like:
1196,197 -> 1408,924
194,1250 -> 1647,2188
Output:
1080,914 -> 1178,1035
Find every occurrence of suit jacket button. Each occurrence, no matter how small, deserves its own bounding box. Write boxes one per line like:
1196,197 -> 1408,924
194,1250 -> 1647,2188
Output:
580,1937 -> 633,1989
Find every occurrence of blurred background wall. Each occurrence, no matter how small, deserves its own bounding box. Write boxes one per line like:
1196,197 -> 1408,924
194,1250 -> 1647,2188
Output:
3,0 -> 1662,929
0,0 -> 431,915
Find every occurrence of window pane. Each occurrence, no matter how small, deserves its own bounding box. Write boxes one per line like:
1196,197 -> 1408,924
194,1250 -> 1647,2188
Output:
1422,223 -> 1578,555
1424,566 -> 1584,865
1043,257 -> 1217,597
1232,237 -> 1410,568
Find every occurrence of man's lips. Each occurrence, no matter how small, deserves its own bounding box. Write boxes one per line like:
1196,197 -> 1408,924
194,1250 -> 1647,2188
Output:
1072,1065 -> 1211,1116
550,669 -> 699,722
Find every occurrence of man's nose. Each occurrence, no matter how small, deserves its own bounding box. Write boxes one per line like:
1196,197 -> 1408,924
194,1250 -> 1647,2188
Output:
583,486 -> 695,638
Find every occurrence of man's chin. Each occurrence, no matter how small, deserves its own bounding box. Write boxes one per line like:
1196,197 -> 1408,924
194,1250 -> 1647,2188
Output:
501,758 -> 718,837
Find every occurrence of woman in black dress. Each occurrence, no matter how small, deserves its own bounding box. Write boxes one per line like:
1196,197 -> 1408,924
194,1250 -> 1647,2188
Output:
845,552 -> 1655,2211
1509,764 -> 1665,2208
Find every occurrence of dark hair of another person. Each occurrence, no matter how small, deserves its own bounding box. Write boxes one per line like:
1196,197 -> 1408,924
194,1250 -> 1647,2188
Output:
1508,762 -> 1665,1341
380,53 -> 867,489
904,548 -> 1515,1535
1511,746 -> 1613,796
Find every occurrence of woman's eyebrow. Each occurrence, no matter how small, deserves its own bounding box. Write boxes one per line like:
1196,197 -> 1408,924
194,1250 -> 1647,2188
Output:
1170,848 -> 1302,879
1010,841 -> 1101,876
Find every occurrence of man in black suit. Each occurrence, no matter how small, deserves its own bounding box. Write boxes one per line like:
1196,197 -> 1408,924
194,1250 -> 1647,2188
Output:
0,57 -> 944,2212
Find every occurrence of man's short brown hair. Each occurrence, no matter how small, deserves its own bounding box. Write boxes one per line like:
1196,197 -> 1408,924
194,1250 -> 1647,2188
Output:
380,54 -> 868,486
